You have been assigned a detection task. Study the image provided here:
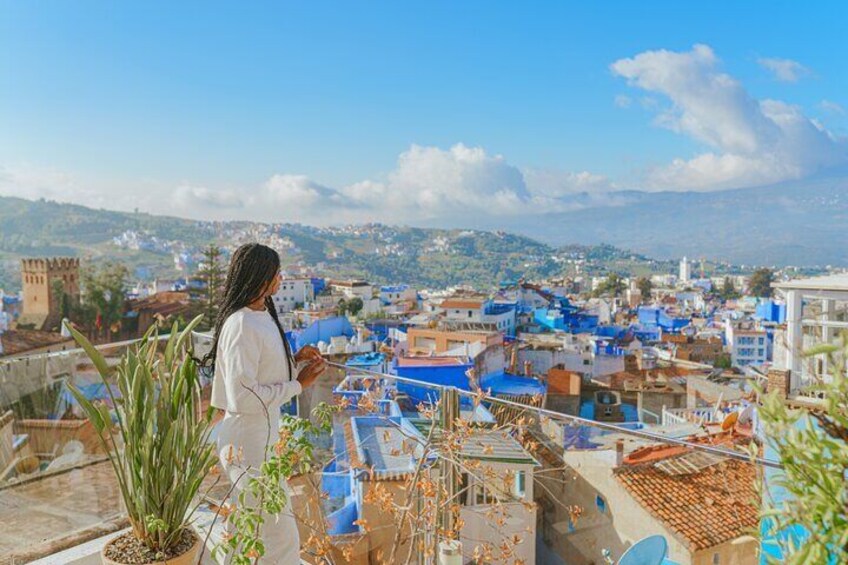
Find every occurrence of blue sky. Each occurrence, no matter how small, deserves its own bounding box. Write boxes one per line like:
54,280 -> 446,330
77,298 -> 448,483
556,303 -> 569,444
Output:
1,1 -> 846,224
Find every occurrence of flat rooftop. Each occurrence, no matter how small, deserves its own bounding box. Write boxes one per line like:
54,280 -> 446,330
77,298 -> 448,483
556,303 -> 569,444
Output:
773,273 -> 848,292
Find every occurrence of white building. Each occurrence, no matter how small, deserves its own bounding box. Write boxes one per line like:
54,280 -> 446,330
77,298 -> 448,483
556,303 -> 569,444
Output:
328,279 -> 373,300
439,297 -> 516,335
724,320 -> 768,368
379,284 -> 418,314
271,277 -> 314,314
773,273 -> 848,392
679,256 -> 691,284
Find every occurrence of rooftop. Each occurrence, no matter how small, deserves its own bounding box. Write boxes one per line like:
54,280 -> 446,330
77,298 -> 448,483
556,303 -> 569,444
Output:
773,272 -> 848,292
615,457 -> 759,551
440,298 -> 485,310
0,329 -> 74,358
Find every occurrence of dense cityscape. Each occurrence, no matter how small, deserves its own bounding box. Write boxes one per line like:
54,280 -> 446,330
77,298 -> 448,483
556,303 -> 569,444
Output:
3,2 -> 847,564
1,229 -> 844,563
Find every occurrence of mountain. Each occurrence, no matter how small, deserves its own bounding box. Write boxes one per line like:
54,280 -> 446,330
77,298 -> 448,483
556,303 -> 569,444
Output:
497,173 -> 848,267
1,196 -> 651,291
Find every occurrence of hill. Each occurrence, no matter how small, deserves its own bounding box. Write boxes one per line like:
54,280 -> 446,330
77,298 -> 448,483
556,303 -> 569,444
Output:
0,196 -> 658,291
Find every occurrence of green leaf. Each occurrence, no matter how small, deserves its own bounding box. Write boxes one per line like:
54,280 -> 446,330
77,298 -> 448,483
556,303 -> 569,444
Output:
66,382 -> 106,433
65,321 -> 111,379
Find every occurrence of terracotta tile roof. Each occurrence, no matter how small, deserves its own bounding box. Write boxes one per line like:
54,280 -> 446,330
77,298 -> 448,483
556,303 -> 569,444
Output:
440,298 -> 484,310
614,447 -> 759,551
0,329 -> 74,357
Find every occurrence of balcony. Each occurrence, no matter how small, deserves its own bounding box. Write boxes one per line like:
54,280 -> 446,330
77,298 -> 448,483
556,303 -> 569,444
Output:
0,335 -> 782,564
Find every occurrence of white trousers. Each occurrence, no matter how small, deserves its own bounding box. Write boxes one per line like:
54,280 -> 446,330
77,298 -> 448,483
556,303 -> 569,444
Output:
217,411 -> 301,564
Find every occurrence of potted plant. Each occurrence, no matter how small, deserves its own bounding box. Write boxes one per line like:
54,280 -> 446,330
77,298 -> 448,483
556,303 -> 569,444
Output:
66,317 -> 217,565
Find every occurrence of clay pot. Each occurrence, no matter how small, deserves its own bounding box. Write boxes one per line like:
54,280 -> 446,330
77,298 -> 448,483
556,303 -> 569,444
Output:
100,531 -> 201,565
15,455 -> 40,475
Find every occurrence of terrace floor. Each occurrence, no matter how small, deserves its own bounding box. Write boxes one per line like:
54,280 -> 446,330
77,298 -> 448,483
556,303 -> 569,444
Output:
0,459 -> 124,564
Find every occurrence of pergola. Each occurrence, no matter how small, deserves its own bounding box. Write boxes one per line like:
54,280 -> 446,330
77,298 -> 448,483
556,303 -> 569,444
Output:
773,273 -> 848,393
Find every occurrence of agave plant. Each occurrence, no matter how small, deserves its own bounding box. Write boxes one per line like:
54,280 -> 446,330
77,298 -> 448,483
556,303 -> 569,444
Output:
66,316 -> 218,554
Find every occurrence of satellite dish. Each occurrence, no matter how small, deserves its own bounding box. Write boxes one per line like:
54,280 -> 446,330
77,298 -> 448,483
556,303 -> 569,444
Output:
618,535 -> 668,565
721,411 -> 739,431
738,404 -> 755,425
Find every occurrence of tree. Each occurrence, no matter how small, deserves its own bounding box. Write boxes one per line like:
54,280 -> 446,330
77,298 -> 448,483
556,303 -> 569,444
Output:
757,337 -> 848,564
718,277 -> 740,301
593,273 -> 626,298
70,261 -> 128,340
635,277 -> 653,302
748,268 -> 775,298
51,277 -> 73,322
197,244 -> 225,329
346,296 -> 364,317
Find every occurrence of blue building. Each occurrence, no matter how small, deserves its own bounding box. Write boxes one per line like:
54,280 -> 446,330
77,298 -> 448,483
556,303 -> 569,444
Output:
755,299 -> 786,324
637,306 -> 690,333
291,316 -> 355,351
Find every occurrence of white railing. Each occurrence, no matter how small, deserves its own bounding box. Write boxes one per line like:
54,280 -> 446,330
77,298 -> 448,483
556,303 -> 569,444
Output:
660,406 -> 720,426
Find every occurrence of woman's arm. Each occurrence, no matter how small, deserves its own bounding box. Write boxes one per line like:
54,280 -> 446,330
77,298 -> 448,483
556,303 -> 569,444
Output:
218,318 -> 301,413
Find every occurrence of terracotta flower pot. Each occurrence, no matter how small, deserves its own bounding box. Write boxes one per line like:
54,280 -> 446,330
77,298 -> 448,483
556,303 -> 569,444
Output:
100,531 -> 201,565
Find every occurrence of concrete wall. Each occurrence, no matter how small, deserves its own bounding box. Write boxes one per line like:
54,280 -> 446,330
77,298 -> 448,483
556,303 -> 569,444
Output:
519,348 -> 587,375
549,450 -> 695,565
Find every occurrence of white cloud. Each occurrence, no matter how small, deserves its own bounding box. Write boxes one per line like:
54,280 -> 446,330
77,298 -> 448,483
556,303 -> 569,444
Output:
820,99 -> 846,115
0,163 -> 78,200
174,184 -> 244,209
614,94 -> 632,108
0,144 -> 606,225
612,44 -> 846,191
757,57 -> 811,83
339,143 -> 534,219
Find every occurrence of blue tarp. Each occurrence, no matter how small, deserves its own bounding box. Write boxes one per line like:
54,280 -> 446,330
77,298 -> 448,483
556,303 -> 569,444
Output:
479,371 -> 546,397
394,361 -> 473,403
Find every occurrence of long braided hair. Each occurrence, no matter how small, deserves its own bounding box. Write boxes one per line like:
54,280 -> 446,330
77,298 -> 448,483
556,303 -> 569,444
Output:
200,243 -> 295,379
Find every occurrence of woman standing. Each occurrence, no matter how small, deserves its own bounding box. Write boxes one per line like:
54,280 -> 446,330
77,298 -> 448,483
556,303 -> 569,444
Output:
205,243 -> 324,563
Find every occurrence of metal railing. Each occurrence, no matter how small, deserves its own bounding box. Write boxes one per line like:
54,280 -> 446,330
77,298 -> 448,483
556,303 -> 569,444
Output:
327,360 -> 782,469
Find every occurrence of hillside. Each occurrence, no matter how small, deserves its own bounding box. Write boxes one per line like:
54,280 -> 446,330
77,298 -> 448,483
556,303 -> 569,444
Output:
0,196 -> 660,291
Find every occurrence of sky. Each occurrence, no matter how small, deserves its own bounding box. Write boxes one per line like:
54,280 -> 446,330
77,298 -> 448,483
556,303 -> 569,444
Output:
1,1 -> 847,226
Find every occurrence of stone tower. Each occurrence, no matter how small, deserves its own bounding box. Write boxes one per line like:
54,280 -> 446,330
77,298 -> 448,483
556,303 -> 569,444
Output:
20,257 -> 81,330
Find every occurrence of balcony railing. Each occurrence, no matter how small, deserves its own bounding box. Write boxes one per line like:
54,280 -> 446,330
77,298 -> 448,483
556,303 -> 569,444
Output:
0,338 -> 781,564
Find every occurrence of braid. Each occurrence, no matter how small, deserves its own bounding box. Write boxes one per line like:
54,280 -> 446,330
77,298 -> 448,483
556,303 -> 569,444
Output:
265,296 -> 296,381
200,243 -> 292,375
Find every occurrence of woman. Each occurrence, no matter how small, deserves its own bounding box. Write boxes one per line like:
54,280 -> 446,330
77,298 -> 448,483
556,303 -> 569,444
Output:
205,243 -> 325,564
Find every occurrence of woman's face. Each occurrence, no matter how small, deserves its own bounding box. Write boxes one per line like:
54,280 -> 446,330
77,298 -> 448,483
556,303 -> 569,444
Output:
264,270 -> 282,298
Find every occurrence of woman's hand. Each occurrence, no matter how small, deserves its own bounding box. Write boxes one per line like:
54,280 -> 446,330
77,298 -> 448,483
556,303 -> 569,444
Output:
295,345 -> 322,364
295,346 -> 325,389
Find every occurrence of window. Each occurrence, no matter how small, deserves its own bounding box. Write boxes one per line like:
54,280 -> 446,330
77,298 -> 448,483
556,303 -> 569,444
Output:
712,553 -> 720,564
467,310 -> 473,318
474,484 -> 496,505
514,471 -> 526,499
595,494 -> 607,514
758,349 -> 764,357
459,473 -> 469,506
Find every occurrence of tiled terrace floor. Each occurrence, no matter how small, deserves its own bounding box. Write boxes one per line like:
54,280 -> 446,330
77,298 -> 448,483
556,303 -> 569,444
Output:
0,459 -> 124,563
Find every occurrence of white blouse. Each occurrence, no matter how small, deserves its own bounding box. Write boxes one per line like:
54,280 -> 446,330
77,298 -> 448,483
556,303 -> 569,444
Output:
211,307 -> 302,415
